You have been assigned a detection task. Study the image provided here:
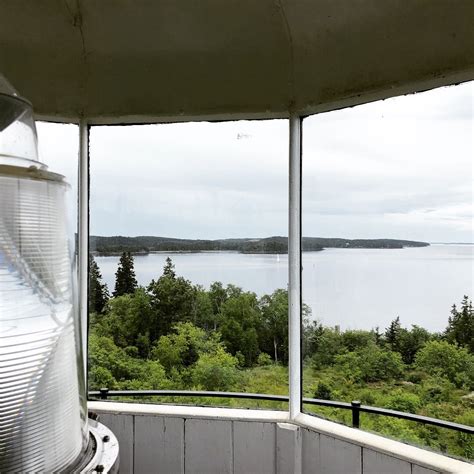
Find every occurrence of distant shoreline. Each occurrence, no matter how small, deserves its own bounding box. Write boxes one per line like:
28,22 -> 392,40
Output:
90,235 -> 430,257
431,242 -> 474,245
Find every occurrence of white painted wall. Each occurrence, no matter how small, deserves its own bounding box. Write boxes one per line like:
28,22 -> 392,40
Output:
89,403 -> 471,474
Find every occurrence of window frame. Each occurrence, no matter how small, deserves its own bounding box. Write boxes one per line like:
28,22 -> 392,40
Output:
79,116 -> 304,419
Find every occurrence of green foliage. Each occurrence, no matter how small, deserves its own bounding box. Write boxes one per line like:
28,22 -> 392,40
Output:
257,353 -> 273,366
420,377 -> 456,404
455,411 -> 474,459
151,322 -> 220,373
88,333 -> 166,389
303,320 -> 323,359
89,255 -> 109,313
386,391 -> 421,413
381,319 -> 432,364
194,288 -> 214,329
113,252 -> 138,296
310,327 -> 344,368
91,235 -> 429,255
341,330 -> 376,352
209,282 -> 227,321
98,288 -> 153,354
335,345 -> 404,382
445,296 -> 474,353
385,316 -> 402,352
415,340 -> 474,388
147,260 -> 197,339
314,382 -> 333,400
219,291 -> 261,366
89,365 -> 116,389
192,346 -> 239,391
398,325 -> 432,365
259,289 -> 288,363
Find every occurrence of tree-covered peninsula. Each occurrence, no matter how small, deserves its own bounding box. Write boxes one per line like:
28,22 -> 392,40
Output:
90,235 -> 429,256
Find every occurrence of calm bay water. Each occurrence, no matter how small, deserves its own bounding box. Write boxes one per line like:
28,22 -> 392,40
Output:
96,244 -> 473,332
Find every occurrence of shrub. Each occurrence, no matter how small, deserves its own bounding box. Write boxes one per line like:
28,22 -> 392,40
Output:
192,347 -> 239,391
415,341 -> 474,388
420,378 -> 455,404
151,322 -> 221,372
257,353 -> 273,366
386,391 -> 421,413
406,370 -> 425,384
89,366 -> 116,389
456,411 -> 474,459
357,389 -> 377,406
335,345 -> 404,382
341,330 -> 376,352
314,382 -> 333,400
311,328 -> 344,369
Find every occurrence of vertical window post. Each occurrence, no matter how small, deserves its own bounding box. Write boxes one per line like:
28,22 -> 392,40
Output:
78,119 -> 90,386
289,114 -> 302,419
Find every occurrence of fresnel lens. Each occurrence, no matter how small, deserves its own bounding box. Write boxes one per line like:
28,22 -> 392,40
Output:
0,76 -> 117,472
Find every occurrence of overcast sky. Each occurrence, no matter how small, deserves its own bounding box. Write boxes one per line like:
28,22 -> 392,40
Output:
37,81 -> 473,243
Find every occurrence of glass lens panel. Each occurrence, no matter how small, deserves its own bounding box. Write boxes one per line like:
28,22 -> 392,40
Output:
302,83 -> 473,460
0,122 -> 84,472
88,120 -> 289,409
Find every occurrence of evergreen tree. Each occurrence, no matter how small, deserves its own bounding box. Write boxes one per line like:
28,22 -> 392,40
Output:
398,325 -> 431,364
385,316 -> 402,352
163,256 -> 176,278
446,296 -> 474,353
89,255 -> 109,313
147,258 -> 197,341
113,252 -> 138,296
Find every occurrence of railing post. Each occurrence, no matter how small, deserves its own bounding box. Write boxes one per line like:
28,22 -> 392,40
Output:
351,400 -> 361,428
100,388 -> 109,400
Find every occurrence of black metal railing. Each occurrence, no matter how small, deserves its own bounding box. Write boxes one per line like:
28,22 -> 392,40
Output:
88,389 -> 474,435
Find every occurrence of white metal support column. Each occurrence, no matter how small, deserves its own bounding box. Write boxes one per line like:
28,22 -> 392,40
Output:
289,114 -> 302,419
78,119 -> 89,383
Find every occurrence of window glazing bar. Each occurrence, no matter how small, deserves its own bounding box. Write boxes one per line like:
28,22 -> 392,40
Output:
78,119 -> 89,384
289,114 -> 302,419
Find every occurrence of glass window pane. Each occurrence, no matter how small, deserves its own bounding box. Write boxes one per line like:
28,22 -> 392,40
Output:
36,122 -> 79,240
88,120 -> 289,409
302,82 -> 473,460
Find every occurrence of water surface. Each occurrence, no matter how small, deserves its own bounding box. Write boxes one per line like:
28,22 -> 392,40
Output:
96,244 -> 473,332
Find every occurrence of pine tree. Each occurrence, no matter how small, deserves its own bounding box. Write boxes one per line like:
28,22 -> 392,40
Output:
445,296 -> 473,352
163,256 -> 176,278
385,316 -> 402,352
147,257 -> 197,341
89,255 -> 109,313
113,252 -> 138,296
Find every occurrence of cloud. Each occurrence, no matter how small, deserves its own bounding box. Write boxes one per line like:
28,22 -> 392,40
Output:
36,82 -> 472,242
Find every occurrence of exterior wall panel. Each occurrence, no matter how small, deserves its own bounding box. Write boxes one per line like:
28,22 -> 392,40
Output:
302,427 -> 320,473
184,418 -> 233,473
233,421 -> 276,474
363,448 -> 411,474
134,415 -> 184,474
318,434 -> 362,474
412,465 -> 441,474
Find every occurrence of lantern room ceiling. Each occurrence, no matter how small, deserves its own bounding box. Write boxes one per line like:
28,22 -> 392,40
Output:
0,0 -> 473,123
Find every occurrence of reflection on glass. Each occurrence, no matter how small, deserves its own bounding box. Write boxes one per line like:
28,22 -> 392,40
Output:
301,83 -> 473,460
0,81 -> 85,472
88,120 -> 290,408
